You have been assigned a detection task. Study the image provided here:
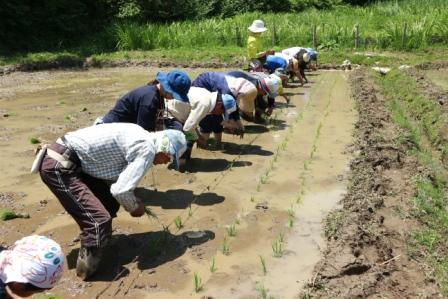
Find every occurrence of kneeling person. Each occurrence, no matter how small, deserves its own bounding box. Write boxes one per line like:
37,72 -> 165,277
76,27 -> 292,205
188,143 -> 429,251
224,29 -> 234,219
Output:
37,124 -> 186,280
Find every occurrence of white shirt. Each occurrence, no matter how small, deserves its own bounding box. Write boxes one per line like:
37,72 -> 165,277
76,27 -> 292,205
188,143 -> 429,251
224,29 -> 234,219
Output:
282,47 -> 304,58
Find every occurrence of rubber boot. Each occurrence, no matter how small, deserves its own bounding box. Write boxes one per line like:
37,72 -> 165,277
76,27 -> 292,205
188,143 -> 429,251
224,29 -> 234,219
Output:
76,245 -> 104,280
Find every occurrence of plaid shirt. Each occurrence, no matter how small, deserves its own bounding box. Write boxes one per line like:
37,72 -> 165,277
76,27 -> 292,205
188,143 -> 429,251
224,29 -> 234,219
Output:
63,123 -> 156,212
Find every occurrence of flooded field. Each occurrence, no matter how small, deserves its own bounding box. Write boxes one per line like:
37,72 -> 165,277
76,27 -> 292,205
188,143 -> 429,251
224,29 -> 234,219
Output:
0,67 -> 356,298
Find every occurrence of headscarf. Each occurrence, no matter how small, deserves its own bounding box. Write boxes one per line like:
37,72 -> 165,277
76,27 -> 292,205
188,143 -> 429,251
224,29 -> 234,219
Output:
0,236 -> 64,289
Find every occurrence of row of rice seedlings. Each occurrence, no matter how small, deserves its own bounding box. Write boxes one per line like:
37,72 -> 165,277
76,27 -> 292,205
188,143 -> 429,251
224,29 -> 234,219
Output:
272,233 -> 285,258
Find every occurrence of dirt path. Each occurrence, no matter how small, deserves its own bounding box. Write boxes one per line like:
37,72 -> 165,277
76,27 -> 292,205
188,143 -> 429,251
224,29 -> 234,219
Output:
0,68 -> 356,298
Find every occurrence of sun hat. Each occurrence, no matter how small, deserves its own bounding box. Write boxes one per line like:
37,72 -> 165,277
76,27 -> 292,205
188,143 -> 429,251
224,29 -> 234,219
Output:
156,70 -> 191,102
0,235 -> 64,289
303,53 -> 311,63
248,20 -> 268,33
221,94 -> 237,120
260,77 -> 279,98
157,129 -> 187,170
269,74 -> 283,95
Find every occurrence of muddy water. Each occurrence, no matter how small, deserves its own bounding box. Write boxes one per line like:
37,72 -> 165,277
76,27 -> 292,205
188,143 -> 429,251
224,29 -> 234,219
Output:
0,68 -> 356,298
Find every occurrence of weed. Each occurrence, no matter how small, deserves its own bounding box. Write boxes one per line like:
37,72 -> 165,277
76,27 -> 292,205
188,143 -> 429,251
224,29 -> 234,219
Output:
0,208 -> 18,221
210,257 -> 217,273
226,224 -> 237,237
325,210 -> 345,238
193,272 -> 203,293
174,216 -> 183,229
81,107 -> 88,112
30,137 -> 40,144
259,255 -> 267,275
64,114 -> 73,121
221,237 -> 230,256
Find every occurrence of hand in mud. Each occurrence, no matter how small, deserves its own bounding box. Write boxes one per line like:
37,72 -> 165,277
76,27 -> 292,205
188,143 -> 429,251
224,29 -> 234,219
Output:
130,201 -> 145,217
234,128 -> 245,139
266,107 -> 274,116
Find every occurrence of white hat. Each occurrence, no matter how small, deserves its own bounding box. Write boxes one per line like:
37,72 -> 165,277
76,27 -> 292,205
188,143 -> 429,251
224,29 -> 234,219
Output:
248,20 -> 267,33
303,53 -> 310,63
0,235 -> 64,289
261,77 -> 279,98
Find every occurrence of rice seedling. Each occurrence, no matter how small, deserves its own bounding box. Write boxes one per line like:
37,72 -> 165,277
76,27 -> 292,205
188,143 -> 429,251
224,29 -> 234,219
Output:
226,224 -> 237,237
56,100 -> 65,105
287,206 -> 295,217
259,255 -> 267,275
174,216 -> 183,229
272,239 -> 284,258
260,175 -> 268,185
256,282 -> 271,299
250,196 -> 255,202
256,182 -> 262,192
144,207 -> 158,220
188,205 -> 193,217
210,257 -> 217,273
221,237 -> 230,256
235,217 -> 240,225
30,137 -> 40,144
288,217 -> 295,228
193,272 -> 203,293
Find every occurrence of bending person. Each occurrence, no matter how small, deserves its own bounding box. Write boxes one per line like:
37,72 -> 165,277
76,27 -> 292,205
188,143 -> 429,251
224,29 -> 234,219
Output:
37,124 -> 187,280
96,69 -> 191,132
0,236 -> 64,299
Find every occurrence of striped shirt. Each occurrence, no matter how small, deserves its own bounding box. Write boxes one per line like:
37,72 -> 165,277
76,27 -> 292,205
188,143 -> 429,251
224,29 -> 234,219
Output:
63,123 -> 157,212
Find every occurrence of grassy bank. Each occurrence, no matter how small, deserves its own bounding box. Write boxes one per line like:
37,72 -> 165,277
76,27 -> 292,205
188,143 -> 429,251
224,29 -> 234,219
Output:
375,70 -> 448,294
107,0 -> 447,51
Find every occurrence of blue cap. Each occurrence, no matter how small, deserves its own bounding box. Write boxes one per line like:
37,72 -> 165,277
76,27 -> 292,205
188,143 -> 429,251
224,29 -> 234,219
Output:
221,94 -> 237,120
164,129 -> 187,170
306,48 -> 318,61
156,70 -> 191,102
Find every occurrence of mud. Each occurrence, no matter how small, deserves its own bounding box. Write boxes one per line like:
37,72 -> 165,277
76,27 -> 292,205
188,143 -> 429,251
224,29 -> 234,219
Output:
304,69 -> 442,298
0,67 -> 357,298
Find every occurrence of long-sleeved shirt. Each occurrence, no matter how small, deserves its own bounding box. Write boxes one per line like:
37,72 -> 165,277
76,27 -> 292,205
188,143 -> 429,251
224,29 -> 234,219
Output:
165,87 -> 217,136
192,73 -> 247,121
247,33 -> 263,60
227,71 -> 275,108
102,84 -> 162,131
63,123 -> 157,212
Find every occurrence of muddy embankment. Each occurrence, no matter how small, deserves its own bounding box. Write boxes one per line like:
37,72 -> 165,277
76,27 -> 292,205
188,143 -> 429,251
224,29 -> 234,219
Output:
0,57 -> 347,76
304,69 -> 442,298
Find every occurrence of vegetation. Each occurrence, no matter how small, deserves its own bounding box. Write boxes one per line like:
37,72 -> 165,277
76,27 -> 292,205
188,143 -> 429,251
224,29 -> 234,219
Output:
210,257 -> 217,273
375,69 -> 448,294
0,208 -> 18,221
259,255 -> 267,275
30,137 -> 41,144
193,272 -> 203,293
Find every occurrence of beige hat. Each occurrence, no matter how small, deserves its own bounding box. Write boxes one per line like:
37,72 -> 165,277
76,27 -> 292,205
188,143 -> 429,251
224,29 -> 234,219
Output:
248,20 -> 268,33
303,53 -> 310,63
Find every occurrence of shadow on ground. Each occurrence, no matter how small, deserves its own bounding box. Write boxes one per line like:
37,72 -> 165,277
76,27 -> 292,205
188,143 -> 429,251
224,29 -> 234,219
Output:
135,188 -> 225,208
67,230 -> 215,282
184,158 -> 252,173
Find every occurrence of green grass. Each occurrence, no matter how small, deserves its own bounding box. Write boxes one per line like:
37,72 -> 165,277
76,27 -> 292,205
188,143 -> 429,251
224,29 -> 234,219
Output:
107,1 -> 447,51
33,295 -> 60,299
30,137 -> 41,144
375,69 -> 448,294
0,208 -> 18,221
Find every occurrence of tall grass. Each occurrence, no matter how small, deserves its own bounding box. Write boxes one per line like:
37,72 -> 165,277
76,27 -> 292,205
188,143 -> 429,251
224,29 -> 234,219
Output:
110,0 -> 447,51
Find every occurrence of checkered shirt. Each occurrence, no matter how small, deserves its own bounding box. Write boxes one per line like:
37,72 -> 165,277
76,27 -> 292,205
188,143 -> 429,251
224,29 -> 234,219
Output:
63,123 -> 156,212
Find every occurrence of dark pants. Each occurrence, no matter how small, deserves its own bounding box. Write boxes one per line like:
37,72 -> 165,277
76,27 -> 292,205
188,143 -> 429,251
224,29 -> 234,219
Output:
39,143 -> 119,248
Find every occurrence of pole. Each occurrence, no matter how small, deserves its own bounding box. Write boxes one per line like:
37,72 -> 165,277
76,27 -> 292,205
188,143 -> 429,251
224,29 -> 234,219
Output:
355,24 -> 360,49
312,25 -> 317,49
